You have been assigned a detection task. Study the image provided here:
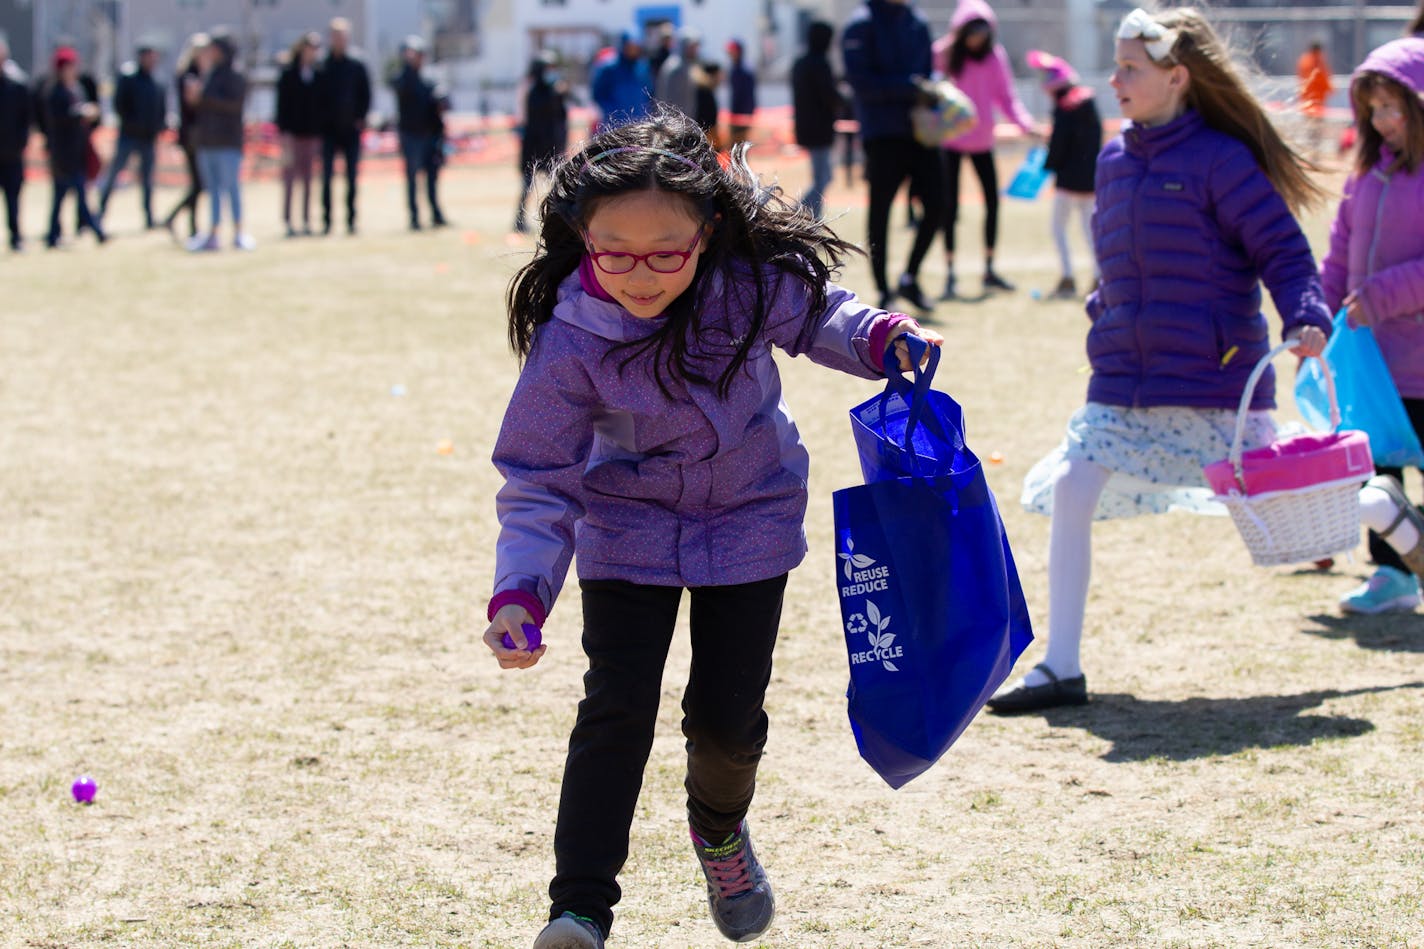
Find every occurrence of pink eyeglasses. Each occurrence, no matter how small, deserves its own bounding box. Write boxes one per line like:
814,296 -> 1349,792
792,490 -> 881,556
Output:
584,230 -> 704,275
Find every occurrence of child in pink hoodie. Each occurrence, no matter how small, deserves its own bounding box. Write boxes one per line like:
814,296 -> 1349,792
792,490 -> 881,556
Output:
933,0 -> 1037,298
1322,36 -> 1424,614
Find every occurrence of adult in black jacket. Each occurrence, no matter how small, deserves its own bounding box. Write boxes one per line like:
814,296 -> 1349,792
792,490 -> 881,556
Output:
31,45 -> 99,235
97,45 -> 166,229
43,47 -> 104,247
514,51 -> 568,233
276,33 -> 323,236
0,35 -> 31,251
393,37 -> 446,230
316,18 -> 371,235
842,0 -> 943,312
162,35 -> 205,239
791,20 -> 840,218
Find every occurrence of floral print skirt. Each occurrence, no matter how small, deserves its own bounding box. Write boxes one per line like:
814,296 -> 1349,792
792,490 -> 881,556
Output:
1021,402 -> 1278,520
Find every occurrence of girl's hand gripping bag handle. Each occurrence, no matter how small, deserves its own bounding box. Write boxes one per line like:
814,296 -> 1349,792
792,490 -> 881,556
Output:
1294,308 -> 1424,468
832,336 -> 1033,788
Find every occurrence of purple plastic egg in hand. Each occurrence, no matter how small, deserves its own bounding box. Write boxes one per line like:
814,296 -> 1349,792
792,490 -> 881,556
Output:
501,623 -> 543,652
71,775 -> 97,804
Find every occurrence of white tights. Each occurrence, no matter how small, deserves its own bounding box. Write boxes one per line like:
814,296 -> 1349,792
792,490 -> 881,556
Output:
1018,467 -> 1419,689
1052,191 -> 1097,282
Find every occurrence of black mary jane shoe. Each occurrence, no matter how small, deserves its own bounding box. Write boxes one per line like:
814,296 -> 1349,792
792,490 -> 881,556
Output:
986,663 -> 1088,714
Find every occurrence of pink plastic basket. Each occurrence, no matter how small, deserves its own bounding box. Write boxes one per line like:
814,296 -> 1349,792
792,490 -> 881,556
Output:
1203,341 -> 1374,566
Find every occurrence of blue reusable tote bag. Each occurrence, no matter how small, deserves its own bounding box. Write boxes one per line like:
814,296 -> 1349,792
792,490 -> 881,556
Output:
1294,309 -> 1424,468
833,339 -> 1033,789
1005,145 -> 1048,200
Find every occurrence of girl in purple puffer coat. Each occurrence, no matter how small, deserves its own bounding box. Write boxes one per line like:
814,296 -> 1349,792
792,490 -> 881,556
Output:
484,107 -> 940,949
996,7 -> 1335,714
1323,36 -> 1424,614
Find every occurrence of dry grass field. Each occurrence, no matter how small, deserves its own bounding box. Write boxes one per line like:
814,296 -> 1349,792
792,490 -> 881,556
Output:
2,146 -> 1423,949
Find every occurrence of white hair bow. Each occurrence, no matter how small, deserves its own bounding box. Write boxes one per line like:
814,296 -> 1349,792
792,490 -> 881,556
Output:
1117,8 -> 1178,62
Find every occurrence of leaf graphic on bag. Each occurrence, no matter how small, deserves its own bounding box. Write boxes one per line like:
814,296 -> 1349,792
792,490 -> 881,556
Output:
878,633 -> 895,650
866,600 -> 881,627
882,659 -> 899,672
851,554 -> 875,569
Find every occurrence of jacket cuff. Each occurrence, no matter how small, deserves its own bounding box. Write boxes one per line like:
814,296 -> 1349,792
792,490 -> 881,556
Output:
869,313 -> 917,373
487,588 -> 547,627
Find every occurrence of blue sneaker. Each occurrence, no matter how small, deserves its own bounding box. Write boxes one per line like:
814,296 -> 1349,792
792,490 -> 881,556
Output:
532,912 -> 604,949
690,822 -> 775,943
1339,566 -> 1421,614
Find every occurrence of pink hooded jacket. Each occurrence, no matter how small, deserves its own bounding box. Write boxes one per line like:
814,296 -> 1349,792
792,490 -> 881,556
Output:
1321,37 -> 1424,398
932,0 -> 1034,153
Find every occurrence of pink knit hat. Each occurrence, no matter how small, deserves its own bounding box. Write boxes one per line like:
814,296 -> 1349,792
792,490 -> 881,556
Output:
1026,49 -> 1077,92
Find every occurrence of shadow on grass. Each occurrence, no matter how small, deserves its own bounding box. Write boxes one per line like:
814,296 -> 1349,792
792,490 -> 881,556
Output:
1034,681 -> 1424,762
1302,612 -> 1424,653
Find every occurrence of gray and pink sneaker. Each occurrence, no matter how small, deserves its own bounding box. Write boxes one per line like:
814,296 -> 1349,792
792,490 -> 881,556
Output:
532,911 -> 603,949
690,821 -> 775,943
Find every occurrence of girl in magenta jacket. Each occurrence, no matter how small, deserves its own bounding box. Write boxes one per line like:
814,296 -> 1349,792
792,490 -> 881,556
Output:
1322,36 -> 1424,614
486,108 -> 939,949
932,0 -> 1036,298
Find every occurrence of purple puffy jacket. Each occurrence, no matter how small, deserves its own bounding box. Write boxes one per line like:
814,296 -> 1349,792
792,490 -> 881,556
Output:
489,263 -> 910,625
1085,108 -> 1332,410
1321,36 -> 1424,400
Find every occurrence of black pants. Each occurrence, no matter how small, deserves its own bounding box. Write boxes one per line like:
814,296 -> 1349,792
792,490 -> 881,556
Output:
0,159 -> 21,248
47,171 -> 101,245
864,136 -> 943,295
943,148 -> 999,258
321,133 -> 361,230
549,574 -> 787,937
399,132 -> 444,226
164,140 -> 202,236
1370,396 -> 1424,570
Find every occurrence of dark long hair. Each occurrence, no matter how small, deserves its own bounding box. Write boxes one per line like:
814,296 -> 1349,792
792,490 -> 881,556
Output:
506,106 -> 859,398
947,18 -> 993,78
1351,72 -> 1424,175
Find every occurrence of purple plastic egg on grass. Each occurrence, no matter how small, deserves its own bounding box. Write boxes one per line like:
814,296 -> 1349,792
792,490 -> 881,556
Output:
501,623 -> 543,652
71,775 -> 97,804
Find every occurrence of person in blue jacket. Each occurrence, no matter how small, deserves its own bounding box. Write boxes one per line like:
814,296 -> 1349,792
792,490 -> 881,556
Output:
841,0 -> 944,314
591,32 -> 652,130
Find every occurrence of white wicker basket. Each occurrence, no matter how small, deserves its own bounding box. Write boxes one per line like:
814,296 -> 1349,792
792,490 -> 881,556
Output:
1213,341 -> 1363,567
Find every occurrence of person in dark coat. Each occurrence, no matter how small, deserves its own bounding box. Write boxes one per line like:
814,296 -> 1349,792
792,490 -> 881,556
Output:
185,30 -> 250,251
0,35 -> 31,251
726,39 -> 757,144
32,43 -> 100,235
393,36 -> 447,231
97,44 -> 165,229
43,46 -> 105,247
694,61 -> 722,147
162,34 -> 205,239
791,20 -> 840,218
316,17 -> 371,235
514,50 -> 568,233
276,32 -> 323,236
841,0 -> 944,312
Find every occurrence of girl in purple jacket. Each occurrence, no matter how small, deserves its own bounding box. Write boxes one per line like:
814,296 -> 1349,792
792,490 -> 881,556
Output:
484,108 -> 939,949
994,7 -> 1337,713
1323,37 -> 1424,613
